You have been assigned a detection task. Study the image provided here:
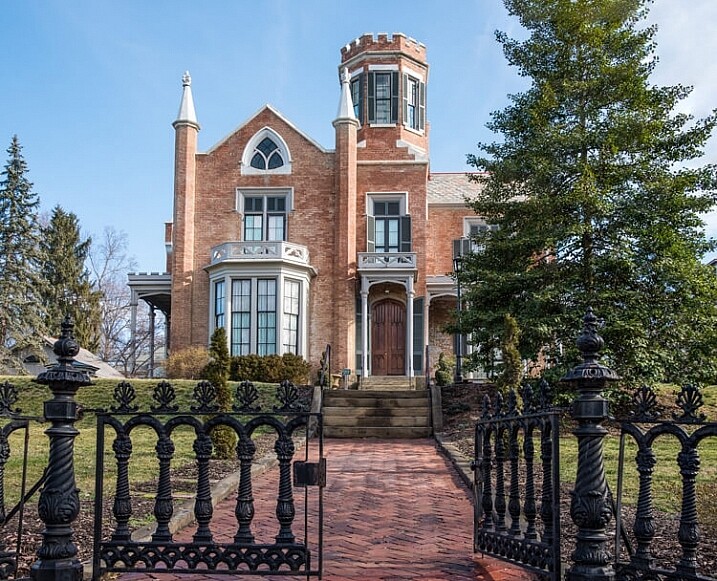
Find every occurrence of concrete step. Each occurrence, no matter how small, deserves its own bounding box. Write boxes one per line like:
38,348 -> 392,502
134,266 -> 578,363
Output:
323,406 -> 429,418
323,426 -> 433,438
325,389 -> 427,399
323,396 -> 429,408
360,376 -> 414,390
324,415 -> 430,428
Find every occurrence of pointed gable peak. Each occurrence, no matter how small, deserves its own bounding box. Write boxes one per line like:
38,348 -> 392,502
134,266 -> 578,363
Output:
173,70 -> 200,130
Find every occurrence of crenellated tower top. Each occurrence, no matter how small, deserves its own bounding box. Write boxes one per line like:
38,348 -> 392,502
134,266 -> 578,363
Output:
340,32 -> 426,66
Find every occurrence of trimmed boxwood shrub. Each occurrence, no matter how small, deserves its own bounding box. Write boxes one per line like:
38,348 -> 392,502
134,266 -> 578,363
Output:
230,353 -> 311,384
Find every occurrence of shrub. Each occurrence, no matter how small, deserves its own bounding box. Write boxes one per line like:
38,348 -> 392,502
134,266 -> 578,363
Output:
229,353 -> 312,384
435,353 -> 453,387
165,346 -> 210,379
203,328 -> 235,459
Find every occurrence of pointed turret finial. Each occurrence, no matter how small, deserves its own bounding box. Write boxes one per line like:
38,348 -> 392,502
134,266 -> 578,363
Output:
174,69 -> 200,130
334,66 -> 358,125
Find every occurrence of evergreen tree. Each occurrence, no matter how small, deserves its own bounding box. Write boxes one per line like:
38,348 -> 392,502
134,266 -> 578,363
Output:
0,136 -> 48,371
40,205 -> 102,351
204,327 -> 235,459
464,0 -> 717,386
496,314 -> 522,392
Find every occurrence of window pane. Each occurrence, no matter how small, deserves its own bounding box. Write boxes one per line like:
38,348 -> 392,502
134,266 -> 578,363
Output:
268,152 -> 284,169
250,152 -> 265,170
214,280 -> 225,329
268,215 -> 285,241
388,219 -> 399,249
375,101 -> 391,124
386,202 -> 400,215
231,279 -> 251,356
243,215 -> 263,241
257,137 -> 277,156
283,279 -> 300,354
375,73 -> 390,98
245,197 -> 263,212
257,279 -> 277,355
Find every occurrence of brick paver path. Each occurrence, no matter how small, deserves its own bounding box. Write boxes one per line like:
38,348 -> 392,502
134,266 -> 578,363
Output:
120,439 -> 535,580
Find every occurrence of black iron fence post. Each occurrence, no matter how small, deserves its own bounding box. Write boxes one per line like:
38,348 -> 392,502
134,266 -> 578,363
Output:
562,308 -> 619,581
31,317 -> 91,581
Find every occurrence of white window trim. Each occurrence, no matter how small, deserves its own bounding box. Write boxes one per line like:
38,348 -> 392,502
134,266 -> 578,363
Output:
236,187 -> 294,214
366,192 -> 409,216
368,64 -> 398,71
402,65 -> 424,82
240,127 -> 292,175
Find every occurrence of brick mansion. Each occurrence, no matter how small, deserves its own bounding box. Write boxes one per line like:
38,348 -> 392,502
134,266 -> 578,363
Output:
128,33 -> 487,385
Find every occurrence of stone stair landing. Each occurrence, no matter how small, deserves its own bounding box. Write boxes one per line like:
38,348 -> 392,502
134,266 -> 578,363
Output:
360,375 -> 415,391
323,389 -> 431,438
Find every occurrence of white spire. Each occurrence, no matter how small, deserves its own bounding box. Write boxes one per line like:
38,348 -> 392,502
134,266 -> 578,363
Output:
174,70 -> 199,129
334,67 -> 358,124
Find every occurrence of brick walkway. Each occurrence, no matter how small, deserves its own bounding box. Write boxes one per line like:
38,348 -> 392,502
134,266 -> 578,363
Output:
120,439 -> 535,580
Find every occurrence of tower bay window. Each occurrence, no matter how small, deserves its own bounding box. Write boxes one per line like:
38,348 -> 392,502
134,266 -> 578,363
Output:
368,71 -> 399,125
403,73 -> 425,132
214,280 -> 225,329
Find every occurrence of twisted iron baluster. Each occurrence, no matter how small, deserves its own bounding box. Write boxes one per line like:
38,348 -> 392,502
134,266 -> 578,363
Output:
235,436 -> 257,543
193,433 -> 214,543
508,424 -> 521,536
631,446 -> 656,568
152,434 -> 175,542
494,428 -> 507,532
676,445 -> 700,576
481,427 -> 494,530
110,434 -> 133,542
540,418 -> 555,545
523,424 -> 537,540
274,432 -> 296,543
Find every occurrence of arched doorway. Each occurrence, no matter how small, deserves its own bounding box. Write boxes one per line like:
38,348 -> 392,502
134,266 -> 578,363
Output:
371,299 -> 405,375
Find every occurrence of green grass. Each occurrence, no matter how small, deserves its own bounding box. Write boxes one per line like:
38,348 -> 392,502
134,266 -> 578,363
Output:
1,376 -> 287,505
558,384 -> 717,519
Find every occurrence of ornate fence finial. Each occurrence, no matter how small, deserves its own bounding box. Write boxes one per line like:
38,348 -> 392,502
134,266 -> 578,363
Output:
32,316 -> 91,580
563,308 -> 619,581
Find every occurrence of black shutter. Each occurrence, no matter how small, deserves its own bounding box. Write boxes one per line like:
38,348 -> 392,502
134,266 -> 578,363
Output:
413,297 -> 424,373
367,215 -> 376,252
400,215 -> 412,252
368,72 -> 375,124
357,73 -> 364,124
391,71 -> 399,124
402,73 -> 408,127
419,81 -> 426,131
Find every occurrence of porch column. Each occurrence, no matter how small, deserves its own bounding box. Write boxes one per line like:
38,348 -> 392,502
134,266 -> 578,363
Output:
148,305 -> 156,378
406,277 -> 414,378
129,290 -> 138,374
361,283 -> 369,378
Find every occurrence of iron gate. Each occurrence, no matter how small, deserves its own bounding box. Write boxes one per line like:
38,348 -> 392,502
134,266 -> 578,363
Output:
92,379 -> 325,579
472,380 -> 562,580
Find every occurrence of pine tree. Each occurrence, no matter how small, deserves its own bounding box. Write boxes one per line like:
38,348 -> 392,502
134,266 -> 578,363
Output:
204,327 -> 236,459
464,0 -> 717,386
40,205 -> 102,351
496,314 -> 522,392
0,136 -> 48,371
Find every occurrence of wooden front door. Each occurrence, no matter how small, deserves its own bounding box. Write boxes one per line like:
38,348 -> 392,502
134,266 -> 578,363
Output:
371,299 -> 406,375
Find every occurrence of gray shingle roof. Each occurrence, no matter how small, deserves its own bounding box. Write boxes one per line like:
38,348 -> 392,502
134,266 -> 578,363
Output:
427,172 -> 485,204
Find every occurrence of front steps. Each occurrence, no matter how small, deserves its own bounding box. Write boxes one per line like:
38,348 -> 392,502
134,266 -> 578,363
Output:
323,389 -> 432,438
360,375 -> 416,391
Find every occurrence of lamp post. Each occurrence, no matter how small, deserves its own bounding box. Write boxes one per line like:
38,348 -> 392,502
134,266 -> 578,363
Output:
453,255 -> 463,384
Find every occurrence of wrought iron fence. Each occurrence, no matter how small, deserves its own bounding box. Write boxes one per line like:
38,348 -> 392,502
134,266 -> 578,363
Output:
472,379 -> 562,579
615,383 -> 717,581
92,378 -> 324,579
0,381 -> 45,581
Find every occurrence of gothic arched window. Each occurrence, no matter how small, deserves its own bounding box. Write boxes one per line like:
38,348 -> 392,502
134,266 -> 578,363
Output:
250,137 -> 284,170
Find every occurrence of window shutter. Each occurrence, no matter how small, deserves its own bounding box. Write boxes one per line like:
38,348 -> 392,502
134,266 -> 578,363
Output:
357,73 -> 364,124
366,214 -> 376,252
391,71 -> 399,124
419,81 -> 426,131
413,297 -> 424,373
400,215 -> 412,252
368,72 -> 375,124
402,73 -> 408,127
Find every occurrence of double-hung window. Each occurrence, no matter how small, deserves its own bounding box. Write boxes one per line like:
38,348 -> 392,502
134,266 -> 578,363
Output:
366,195 -> 411,253
230,280 -> 251,355
242,195 -> 287,242
214,280 -> 226,329
403,73 -> 426,132
351,73 -> 364,123
368,71 -> 399,125
257,279 -> 277,356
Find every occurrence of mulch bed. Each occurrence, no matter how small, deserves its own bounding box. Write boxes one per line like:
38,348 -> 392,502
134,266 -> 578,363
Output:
439,382 -> 717,575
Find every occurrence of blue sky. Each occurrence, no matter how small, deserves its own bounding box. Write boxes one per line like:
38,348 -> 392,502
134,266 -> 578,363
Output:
2,1 -> 716,271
